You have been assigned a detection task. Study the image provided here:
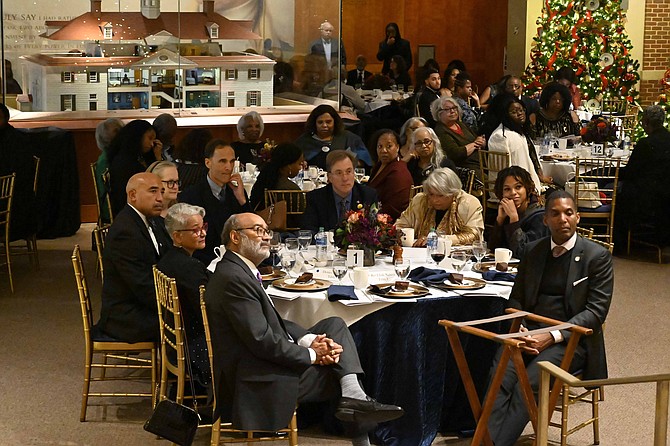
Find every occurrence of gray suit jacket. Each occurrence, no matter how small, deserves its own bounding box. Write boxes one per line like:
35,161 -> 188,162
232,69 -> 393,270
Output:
205,250 -> 311,430
508,235 -> 613,379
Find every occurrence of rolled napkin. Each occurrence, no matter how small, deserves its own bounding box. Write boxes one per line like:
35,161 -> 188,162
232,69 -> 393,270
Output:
327,285 -> 359,302
482,270 -> 517,282
407,266 -> 450,285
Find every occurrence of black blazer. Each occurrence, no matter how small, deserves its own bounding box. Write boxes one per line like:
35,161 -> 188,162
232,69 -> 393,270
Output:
309,39 -> 347,66
301,183 -> 378,233
205,250 -> 311,430
97,206 -> 169,343
346,69 -> 372,87
179,177 -> 251,265
509,235 -> 614,379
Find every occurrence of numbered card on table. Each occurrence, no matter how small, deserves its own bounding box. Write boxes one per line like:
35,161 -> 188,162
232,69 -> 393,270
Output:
346,249 -> 364,267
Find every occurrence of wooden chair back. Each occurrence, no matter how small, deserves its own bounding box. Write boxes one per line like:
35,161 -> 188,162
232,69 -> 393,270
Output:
264,189 -> 307,231
0,174 -> 16,293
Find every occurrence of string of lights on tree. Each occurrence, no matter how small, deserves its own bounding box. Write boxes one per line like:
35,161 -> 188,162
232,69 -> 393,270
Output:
631,68 -> 670,141
522,0 -> 641,111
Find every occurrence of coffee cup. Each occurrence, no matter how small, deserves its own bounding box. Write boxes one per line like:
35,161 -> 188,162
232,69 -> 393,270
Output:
400,228 -> 415,247
351,267 -> 369,289
495,248 -> 512,264
557,138 -> 568,151
246,163 -> 256,174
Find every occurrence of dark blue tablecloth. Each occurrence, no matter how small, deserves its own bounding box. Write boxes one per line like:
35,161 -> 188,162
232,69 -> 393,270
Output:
348,295 -> 505,446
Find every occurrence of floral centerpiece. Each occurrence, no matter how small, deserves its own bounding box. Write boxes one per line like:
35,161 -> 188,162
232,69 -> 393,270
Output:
580,116 -> 619,144
334,202 -> 399,266
255,138 -> 276,165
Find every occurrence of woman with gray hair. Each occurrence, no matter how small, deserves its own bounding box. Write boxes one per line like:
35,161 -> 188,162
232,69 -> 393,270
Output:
156,202 -> 211,389
232,111 -> 265,165
396,167 -> 483,246
433,96 -> 485,178
398,116 -> 427,161
406,126 -> 457,185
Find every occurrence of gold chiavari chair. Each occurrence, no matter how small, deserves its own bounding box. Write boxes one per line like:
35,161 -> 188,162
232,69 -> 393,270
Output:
576,227 -> 594,239
409,185 -> 423,202
573,158 -> 620,244
478,150 -> 511,223
90,162 -> 113,226
199,287 -> 298,446
0,174 -> 16,293
10,156 -> 41,270
264,189 -> 307,231
72,244 -> 157,421
93,224 -> 111,281
153,267 -> 209,426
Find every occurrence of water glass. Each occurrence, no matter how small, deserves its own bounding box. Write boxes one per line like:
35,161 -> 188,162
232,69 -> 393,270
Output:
281,252 -> 296,276
298,230 -> 312,251
355,167 -> 366,183
332,259 -> 348,284
394,259 -> 411,280
451,251 -> 468,272
269,233 -> 282,266
472,240 -> 487,269
285,237 -> 299,253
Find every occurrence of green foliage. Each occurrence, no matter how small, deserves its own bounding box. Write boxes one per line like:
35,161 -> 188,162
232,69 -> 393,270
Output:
523,0 -> 640,107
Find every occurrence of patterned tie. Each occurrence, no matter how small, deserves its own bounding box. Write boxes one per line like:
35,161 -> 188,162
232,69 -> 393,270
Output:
358,71 -> 364,85
339,199 -> 348,221
256,272 -> 264,284
218,187 -> 226,204
552,245 -> 567,258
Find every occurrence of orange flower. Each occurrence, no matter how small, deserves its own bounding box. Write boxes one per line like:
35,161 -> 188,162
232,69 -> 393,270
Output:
597,121 -> 607,129
580,127 -> 588,135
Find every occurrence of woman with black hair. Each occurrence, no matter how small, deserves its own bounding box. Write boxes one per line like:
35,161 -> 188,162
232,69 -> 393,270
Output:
376,22 -> 412,75
249,142 -> 305,211
388,55 -> 412,89
489,166 -> 548,259
453,71 -> 481,133
530,81 -> 581,139
107,119 -> 162,216
488,93 -> 550,193
294,104 -> 372,170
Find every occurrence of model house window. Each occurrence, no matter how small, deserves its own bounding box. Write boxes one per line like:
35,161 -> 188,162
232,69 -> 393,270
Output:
90,94 -> 97,99
226,91 -> 235,107
89,102 -> 97,111
103,25 -> 113,39
247,91 -> 260,107
225,69 -> 238,80
248,69 -> 260,80
61,95 -> 76,111
88,71 -> 99,83
210,26 -> 219,39
62,72 -> 74,83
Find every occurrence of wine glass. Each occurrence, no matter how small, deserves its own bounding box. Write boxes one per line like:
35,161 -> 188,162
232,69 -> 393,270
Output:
472,240 -> 487,270
285,237 -> 299,253
332,258 -> 348,285
428,240 -> 446,265
450,251 -> 468,272
354,167 -> 366,183
394,259 -> 411,280
269,233 -> 282,267
298,230 -> 312,251
280,252 -> 296,277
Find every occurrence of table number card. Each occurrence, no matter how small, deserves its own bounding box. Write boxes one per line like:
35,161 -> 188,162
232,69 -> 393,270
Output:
346,249 -> 364,268
592,143 -> 604,156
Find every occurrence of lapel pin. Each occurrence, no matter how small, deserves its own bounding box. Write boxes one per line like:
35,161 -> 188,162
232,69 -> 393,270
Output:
575,255 -> 581,262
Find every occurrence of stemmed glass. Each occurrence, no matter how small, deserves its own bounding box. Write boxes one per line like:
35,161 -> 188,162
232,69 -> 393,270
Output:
298,230 -> 312,251
472,240 -> 487,270
281,252 -> 296,278
332,258 -> 348,285
354,167 -> 366,183
285,237 -> 299,253
269,233 -> 282,267
450,251 -> 468,272
394,259 -> 411,280
428,240 -> 446,265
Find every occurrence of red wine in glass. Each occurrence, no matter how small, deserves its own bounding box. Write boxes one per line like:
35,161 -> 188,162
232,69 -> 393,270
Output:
431,253 -> 446,263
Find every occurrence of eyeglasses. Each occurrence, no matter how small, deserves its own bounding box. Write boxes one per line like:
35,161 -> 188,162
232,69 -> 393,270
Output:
439,107 -> 458,114
414,139 -> 433,147
162,180 -> 181,188
175,222 -> 208,236
330,169 -> 355,177
235,225 -> 273,238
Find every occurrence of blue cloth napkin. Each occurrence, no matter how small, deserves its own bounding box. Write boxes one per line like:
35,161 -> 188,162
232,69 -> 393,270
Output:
482,270 -> 517,282
327,285 -> 358,302
408,267 -> 450,285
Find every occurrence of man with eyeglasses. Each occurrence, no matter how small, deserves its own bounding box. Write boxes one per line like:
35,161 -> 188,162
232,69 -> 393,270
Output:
301,150 -> 377,234
180,139 -> 251,265
206,213 -> 404,445
96,172 -> 170,343
504,76 -> 539,118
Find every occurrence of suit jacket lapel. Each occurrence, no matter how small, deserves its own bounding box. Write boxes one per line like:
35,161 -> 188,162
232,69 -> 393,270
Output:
564,236 -> 585,316
527,238 -> 549,309
324,184 -> 339,229
125,207 -> 158,257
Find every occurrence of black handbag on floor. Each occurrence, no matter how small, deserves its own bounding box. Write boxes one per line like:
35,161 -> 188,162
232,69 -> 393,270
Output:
144,399 -> 199,446
144,311 -> 201,446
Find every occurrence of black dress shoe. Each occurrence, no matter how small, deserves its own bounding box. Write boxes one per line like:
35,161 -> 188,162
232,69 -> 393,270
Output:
335,397 -> 404,424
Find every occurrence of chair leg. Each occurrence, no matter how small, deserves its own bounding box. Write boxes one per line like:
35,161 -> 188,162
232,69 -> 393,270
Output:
593,387 -> 601,445
288,412 -> 298,446
151,347 -> 158,409
210,418 -> 221,446
81,350 -> 93,422
627,229 -> 632,256
29,235 -> 39,270
561,384 -> 569,446
4,241 -> 13,294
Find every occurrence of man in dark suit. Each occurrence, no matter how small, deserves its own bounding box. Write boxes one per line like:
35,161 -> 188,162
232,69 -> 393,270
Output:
302,150 -> 377,233
615,104 -> 670,248
179,139 -> 251,265
96,172 -> 170,343
309,20 -> 347,68
205,212 -> 403,445
346,55 -> 372,87
488,190 -> 614,446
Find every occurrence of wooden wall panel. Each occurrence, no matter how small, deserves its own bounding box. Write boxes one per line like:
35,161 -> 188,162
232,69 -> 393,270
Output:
341,0 -> 508,92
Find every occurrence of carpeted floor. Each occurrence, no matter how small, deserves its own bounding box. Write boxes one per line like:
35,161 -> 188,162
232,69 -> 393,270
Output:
0,225 -> 668,445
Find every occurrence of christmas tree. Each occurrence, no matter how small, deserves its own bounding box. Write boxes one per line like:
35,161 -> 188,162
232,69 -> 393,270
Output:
631,68 -> 670,142
523,0 -> 640,110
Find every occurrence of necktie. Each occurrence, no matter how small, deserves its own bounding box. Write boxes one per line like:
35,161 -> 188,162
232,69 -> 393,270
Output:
358,71 -> 364,85
218,187 -> 226,204
147,222 -> 160,255
552,245 -> 567,258
256,272 -> 263,284
338,199 -> 348,221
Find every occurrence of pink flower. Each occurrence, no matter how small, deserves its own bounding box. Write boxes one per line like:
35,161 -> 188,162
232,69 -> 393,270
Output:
377,214 -> 389,224
348,212 -> 360,224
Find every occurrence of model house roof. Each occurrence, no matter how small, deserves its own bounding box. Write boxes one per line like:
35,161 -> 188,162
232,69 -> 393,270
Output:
41,11 -> 259,42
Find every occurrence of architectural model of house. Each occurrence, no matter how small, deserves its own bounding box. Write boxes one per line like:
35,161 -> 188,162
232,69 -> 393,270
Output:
20,0 -> 275,112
